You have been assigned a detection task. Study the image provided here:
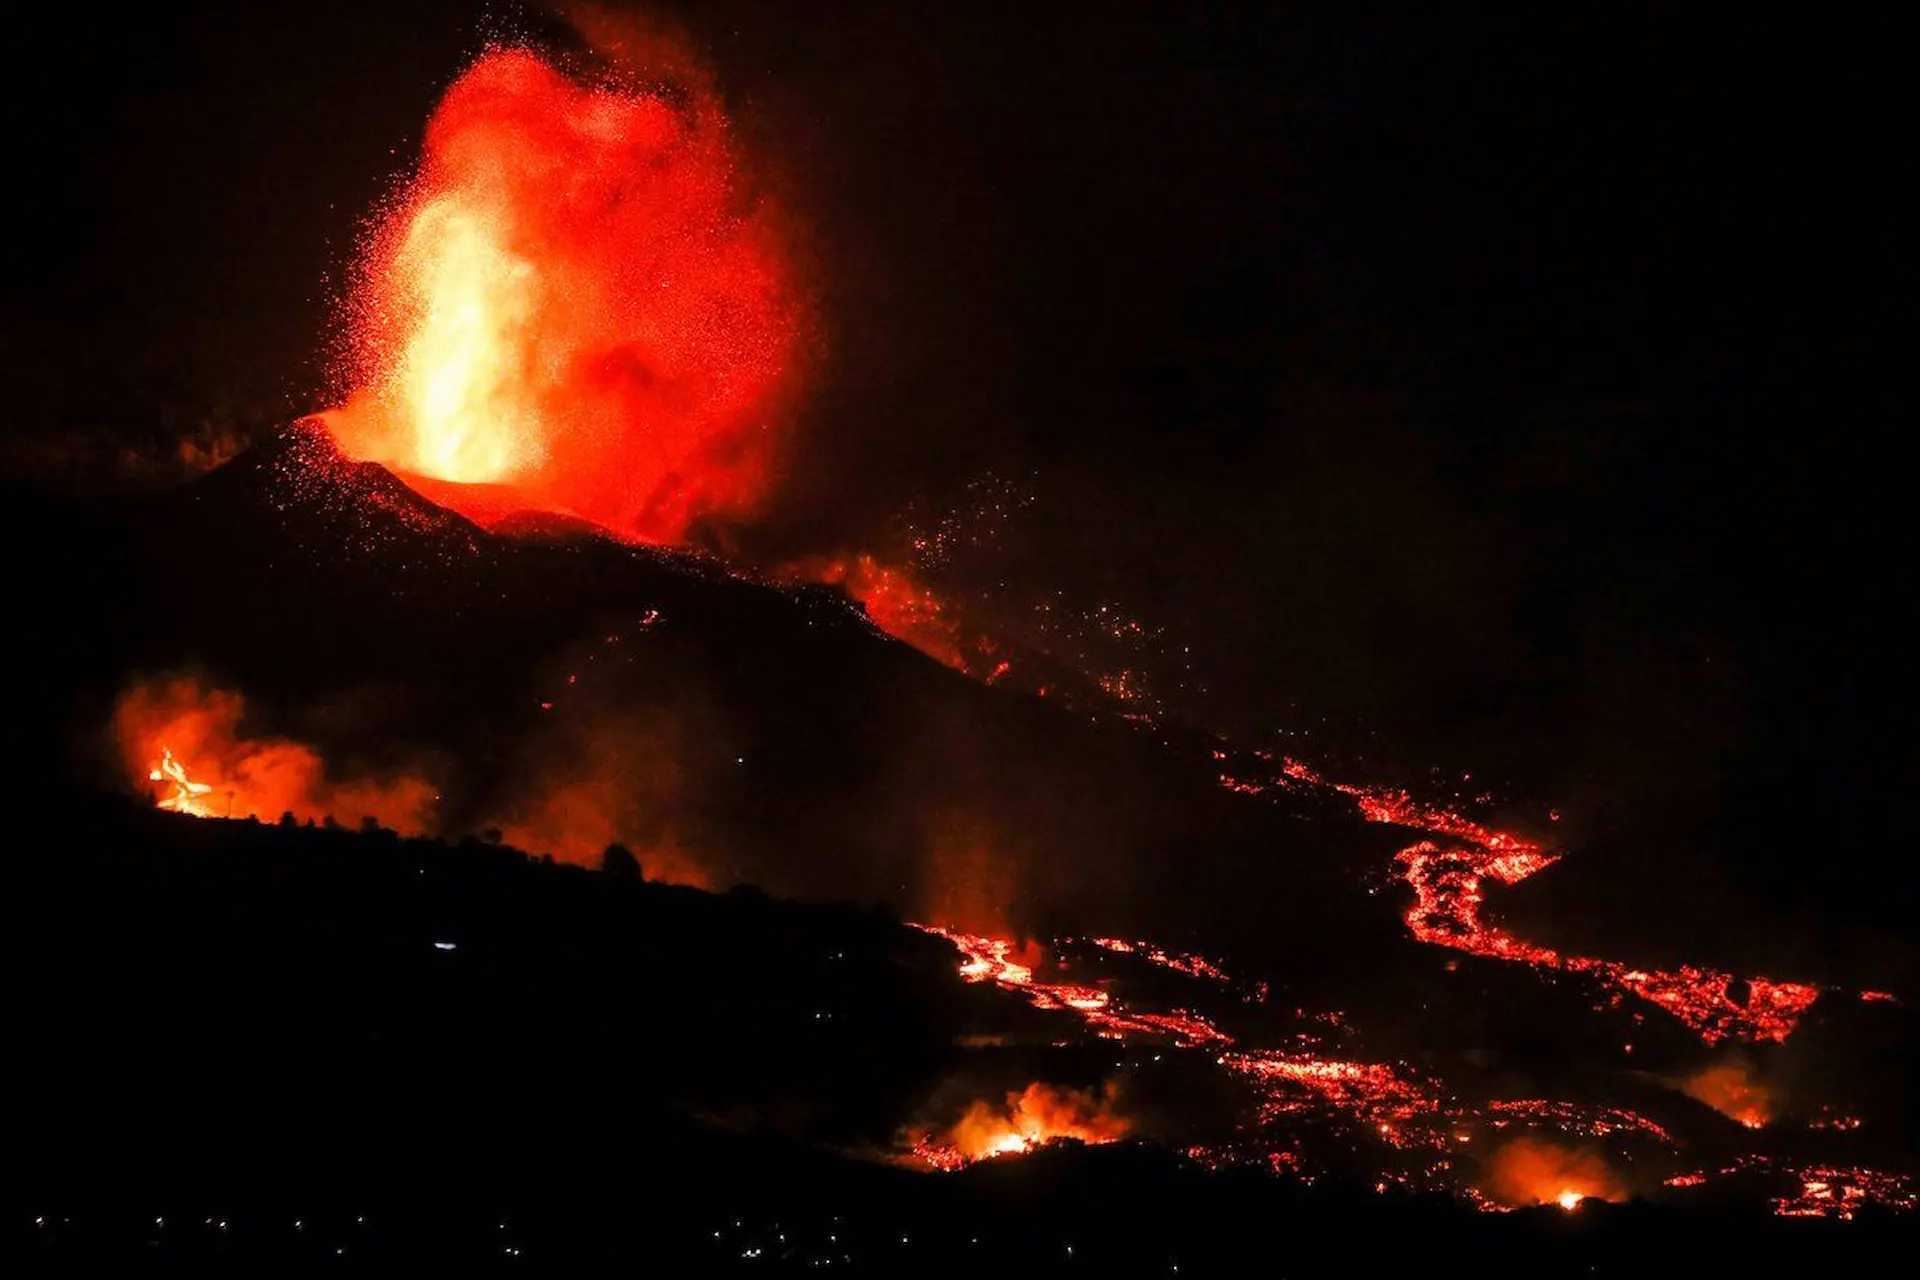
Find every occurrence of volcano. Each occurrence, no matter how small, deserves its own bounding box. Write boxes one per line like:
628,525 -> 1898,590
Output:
8,422 -> 1915,1269
5,4 -> 1913,1263
65,420 -> 1396,949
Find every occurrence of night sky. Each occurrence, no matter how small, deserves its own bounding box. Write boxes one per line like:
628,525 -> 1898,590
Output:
4,3 -> 1908,922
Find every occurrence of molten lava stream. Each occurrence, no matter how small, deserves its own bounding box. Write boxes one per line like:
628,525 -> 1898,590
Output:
908,919 -> 1920,1217
1251,756 -> 1829,1046
912,925 -> 1468,1182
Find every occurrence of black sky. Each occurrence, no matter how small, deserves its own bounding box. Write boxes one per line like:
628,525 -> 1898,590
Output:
5,2 -> 1909,920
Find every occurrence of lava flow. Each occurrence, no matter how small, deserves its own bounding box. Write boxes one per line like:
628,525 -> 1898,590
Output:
909,913 -> 1910,1216
1257,758 -> 1827,1046
321,37 -> 797,544
911,922 -> 1646,1203
124,687 -> 1913,1217
914,927 -> 1230,1049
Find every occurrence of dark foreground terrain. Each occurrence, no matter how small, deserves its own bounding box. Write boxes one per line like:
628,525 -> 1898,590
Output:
4,794 -> 1912,1273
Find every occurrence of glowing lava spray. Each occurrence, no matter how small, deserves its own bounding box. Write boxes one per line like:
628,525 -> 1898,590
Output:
323,27 -> 798,543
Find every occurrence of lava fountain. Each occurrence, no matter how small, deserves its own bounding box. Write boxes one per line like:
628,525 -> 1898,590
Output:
321,38 -> 798,544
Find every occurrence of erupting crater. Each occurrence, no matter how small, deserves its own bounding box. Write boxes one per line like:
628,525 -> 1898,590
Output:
321,42 -> 798,545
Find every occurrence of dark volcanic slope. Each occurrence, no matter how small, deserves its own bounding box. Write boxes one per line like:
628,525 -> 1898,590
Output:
31,424 -> 1400,969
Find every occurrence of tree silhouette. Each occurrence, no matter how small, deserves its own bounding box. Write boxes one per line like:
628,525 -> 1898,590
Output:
600,843 -> 643,879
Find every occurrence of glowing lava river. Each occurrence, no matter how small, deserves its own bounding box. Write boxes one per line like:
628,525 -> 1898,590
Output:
890,749 -> 1915,1219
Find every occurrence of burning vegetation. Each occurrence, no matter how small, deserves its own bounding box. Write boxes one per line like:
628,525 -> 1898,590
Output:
116,676 -> 435,832
1482,1138 -> 1628,1211
913,1082 -> 1131,1170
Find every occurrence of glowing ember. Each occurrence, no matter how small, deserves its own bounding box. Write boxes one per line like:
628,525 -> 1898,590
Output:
1219,1050 -> 1446,1144
1666,1157 -> 1917,1219
1083,937 -> 1237,985
323,37 -> 797,544
1482,1100 -> 1673,1144
915,925 -> 1229,1048
1773,1167 -> 1918,1220
785,555 -> 975,672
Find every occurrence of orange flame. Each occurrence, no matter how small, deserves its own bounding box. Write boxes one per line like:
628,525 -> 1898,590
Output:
115,677 -> 436,832
1483,1137 -> 1628,1210
149,747 -> 215,815
938,1081 -> 1131,1165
